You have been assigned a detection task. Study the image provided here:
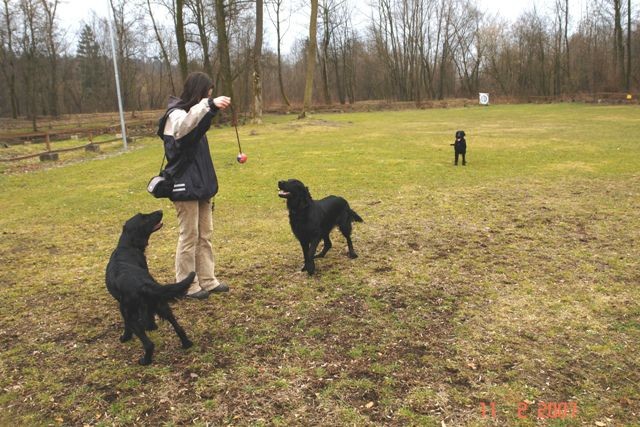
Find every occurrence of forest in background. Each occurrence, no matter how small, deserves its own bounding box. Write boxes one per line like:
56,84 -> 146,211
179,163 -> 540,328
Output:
0,0 -> 638,126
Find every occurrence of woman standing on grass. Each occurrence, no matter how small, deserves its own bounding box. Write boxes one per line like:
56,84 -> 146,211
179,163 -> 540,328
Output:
158,72 -> 231,299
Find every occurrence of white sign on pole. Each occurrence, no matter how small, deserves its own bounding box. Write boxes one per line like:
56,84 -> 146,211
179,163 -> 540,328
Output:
479,93 -> 490,105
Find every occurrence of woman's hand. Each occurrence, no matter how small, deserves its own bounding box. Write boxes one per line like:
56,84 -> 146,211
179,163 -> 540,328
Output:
212,96 -> 231,110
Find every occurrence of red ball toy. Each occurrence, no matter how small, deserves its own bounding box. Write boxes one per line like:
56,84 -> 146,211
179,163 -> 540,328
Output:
236,152 -> 248,164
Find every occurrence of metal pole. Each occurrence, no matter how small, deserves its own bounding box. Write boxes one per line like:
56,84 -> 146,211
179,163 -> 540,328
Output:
106,1 -> 127,150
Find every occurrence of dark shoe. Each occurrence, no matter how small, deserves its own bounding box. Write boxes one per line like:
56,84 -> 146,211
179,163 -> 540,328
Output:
208,282 -> 229,293
186,289 -> 209,300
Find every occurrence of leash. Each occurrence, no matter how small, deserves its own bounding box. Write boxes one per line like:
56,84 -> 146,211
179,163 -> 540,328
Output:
229,104 -> 243,154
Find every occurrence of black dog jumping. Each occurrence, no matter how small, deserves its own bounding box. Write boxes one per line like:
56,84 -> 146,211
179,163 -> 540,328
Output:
451,130 -> 467,165
106,210 -> 195,365
278,179 -> 363,275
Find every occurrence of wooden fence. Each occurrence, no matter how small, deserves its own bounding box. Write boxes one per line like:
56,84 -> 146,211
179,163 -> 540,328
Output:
0,111 -> 161,163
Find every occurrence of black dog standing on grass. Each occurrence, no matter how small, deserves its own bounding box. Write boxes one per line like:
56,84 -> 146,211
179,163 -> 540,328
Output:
451,130 -> 467,165
106,210 -> 196,365
278,179 -> 363,275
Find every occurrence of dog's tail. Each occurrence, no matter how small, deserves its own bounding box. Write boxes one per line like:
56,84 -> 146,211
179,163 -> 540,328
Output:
143,272 -> 195,302
349,208 -> 364,223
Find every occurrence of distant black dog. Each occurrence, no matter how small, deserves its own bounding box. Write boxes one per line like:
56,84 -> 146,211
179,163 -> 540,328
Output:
278,179 -> 363,275
451,130 -> 467,165
106,210 -> 195,365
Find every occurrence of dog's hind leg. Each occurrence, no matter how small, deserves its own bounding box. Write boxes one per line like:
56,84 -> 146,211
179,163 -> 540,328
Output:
144,305 -> 158,331
157,303 -> 193,349
130,320 -> 155,365
338,221 -> 358,259
314,235 -> 332,258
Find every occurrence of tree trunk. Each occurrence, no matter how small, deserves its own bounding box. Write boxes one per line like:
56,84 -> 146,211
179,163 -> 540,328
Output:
299,0 -> 319,118
215,0 -> 235,123
40,0 -> 59,117
626,0 -> 631,91
252,0 -> 263,124
614,0 -> 625,89
564,0 -> 570,91
1,0 -> 18,118
332,49 -> 345,104
176,0 -> 189,83
21,0 -> 39,130
190,0 -> 213,78
267,0 -> 290,108
320,3 -> 331,105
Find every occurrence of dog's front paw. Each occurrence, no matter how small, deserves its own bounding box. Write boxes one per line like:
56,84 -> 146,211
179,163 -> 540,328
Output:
120,333 -> 132,343
182,339 -> 193,349
348,252 -> 358,259
301,264 -> 307,272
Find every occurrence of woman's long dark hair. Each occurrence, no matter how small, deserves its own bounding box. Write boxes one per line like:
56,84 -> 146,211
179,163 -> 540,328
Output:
177,72 -> 213,111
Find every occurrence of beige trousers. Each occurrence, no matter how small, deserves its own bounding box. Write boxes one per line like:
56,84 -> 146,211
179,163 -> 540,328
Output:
174,199 -> 220,294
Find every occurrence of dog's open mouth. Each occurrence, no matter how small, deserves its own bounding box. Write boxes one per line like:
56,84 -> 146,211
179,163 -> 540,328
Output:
152,222 -> 163,232
278,190 -> 290,198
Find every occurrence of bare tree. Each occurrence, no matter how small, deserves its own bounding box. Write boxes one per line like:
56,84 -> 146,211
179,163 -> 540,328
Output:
0,0 -> 19,118
186,0 -> 214,78
450,2 -> 484,97
109,0 -> 144,110
215,0 -> 235,123
626,0 -> 631,91
329,1 -> 356,104
19,0 -> 40,130
564,0 -> 570,90
299,0 -> 319,118
147,0 -> 176,94
318,0 -> 340,105
438,0 -> 454,99
266,0 -> 291,107
252,0 -> 263,123
39,0 -> 60,117
613,0 -> 624,88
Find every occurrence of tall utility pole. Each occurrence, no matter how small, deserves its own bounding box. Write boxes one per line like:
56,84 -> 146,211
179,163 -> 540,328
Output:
106,0 -> 127,150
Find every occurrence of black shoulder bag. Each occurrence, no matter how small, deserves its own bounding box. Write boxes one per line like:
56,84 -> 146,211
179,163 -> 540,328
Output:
147,154 -> 174,198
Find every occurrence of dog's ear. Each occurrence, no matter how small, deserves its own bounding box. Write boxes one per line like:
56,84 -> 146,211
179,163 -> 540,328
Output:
297,186 -> 311,208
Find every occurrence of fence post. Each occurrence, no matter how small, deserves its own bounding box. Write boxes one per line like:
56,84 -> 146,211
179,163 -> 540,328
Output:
86,131 -> 100,152
39,132 -> 58,161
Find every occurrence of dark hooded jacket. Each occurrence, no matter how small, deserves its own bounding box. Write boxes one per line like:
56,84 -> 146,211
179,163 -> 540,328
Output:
157,96 -> 219,201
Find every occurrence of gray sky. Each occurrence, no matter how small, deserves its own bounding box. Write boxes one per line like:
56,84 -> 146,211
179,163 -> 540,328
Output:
58,0 -> 589,55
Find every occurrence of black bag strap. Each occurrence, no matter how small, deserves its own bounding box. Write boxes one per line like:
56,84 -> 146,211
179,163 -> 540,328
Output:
157,106 -> 178,176
158,153 -> 166,175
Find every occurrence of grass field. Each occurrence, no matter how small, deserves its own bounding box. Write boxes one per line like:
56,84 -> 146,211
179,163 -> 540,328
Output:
0,104 -> 639,426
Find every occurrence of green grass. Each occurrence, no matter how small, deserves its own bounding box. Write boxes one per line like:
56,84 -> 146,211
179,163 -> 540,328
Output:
0,103 -> 639,425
